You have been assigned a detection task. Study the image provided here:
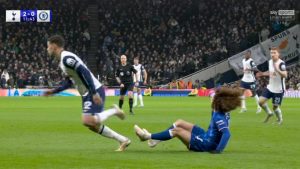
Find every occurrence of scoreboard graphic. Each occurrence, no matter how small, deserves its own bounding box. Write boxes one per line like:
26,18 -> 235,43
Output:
6,10 -> 52,22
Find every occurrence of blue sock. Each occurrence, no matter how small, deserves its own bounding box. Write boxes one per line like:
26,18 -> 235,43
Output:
151,124 -> 175,140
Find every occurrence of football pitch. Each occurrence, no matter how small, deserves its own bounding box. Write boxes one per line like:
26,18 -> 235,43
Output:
0,96 -> 299,169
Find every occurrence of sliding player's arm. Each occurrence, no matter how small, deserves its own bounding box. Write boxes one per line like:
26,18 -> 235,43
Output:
62,56 -> 101,105
212,128 -> 231,154
211,117 -> 231,154
44,76 -> 73,96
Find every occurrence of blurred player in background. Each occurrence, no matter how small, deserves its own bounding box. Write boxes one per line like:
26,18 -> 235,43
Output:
115,55 -> 138,115
256,47 -> 287,125
44,35 -> 131,151
134,87 -> 242,154
240,50 -> 261,113
133,57 -> 147,107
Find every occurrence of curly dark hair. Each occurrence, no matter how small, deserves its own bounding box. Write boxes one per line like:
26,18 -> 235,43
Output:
212,87 -> 242,113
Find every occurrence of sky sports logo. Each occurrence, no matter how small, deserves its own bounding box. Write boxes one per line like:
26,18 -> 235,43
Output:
270,10 -> 295,16
6,10 -> 52,22
270,10 -> 295,23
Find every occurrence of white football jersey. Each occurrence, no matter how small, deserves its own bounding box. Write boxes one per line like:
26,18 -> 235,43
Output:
267,59 -> 286,93
133,64 -> 145,82
59,51 -> 102,95
241,58 -> 256,83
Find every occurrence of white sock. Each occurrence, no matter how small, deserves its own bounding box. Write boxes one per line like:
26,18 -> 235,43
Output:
133,93 -> 138,105
262,103 -> 272,115
169,130 -> 174,138
254,95 -> 260,108
274,107 -> 283,121
95,108 -> 117,123
144,132 -> 151,139
138,94 -> 144,106
241,95 -> 246,109
99,125 -> 127,142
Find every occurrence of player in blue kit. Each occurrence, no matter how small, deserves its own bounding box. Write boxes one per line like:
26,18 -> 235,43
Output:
134,87 -> 242,153
44,35 -> 131,151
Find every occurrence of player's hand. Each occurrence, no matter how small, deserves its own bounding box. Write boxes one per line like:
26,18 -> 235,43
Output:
43,90 -> 54,97
120,83 -> 124,88
93,93 -> 102,105
143,81 -> 147,85
256,72 -> 263,78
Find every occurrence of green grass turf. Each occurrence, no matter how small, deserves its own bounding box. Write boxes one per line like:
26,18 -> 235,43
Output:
0,96 -> 299,169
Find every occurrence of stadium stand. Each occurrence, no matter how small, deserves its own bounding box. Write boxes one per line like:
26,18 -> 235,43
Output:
0,0 -> 298,89
0,0 -> 89,88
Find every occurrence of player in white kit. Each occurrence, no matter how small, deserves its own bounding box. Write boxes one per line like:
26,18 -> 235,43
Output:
256,47 -> 287,125
44,35 -> 131,151
239,50 -> 261,113
133,57 -> 147,107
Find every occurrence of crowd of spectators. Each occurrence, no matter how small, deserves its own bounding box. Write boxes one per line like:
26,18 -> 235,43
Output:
285,64 -> 300,90
254,64 -> 300,95
95,0 -> 297,85
0,0 -> 298,89
0,0 -> 90,88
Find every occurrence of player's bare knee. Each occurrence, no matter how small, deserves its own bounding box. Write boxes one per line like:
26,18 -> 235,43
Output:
82,121 -> 93,128
258,100 -> 265,106
172,128 -> 183,137
175,119 -> 185,127
120,96 -> 125,100
82,116 -> 97,127
87,126 -> 98,132
273,105 -> 279,110
128,91 -> 133,97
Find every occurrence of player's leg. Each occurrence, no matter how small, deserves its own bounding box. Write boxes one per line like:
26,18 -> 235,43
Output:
143,119 -> 193,148
239,82 -> 247,113
137,121 -> 179,148
82,114 -> 130,151
134,123 -> 175,141
174,119 -> 194,132
259,88 -> 273,123
170,127 -> 191,147
92,87 -> 126,121
272,93 -> 284,125
250,85 -> 261,114
240,93 -> 247,113
134,119 -> 194,141
137,87 -> 144,107
133,86 -> 138,107
134,124 -> 192,148
119,86 -> 126,109
127,83 -> 134,114
82,89 -> 130,151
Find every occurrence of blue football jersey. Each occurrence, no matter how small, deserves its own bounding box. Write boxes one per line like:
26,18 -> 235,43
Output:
204,111 -> 231,151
